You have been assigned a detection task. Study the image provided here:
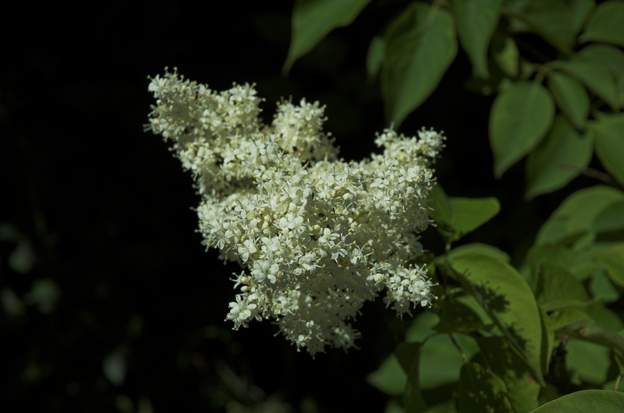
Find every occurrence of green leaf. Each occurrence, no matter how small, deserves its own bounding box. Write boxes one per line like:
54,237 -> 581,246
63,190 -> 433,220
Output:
568,338 -> 613,385
529,390 -> 624,413
545,307 -> 591,332
448,198 -> 501,238
367,355 -> 407,395
590,272 -> 619,304
547,71 -> 590,129
430,184 -> 453,230
581,1 -> 624,47
525,116 -> 593,199
593,243 -> 624,287
585,302 -> 624,332
489,81 -> 554,177
366,36 -> 385,80
381,3 -> 457,126
594,200 -> 624,241
284,0 -> 370,72
514,0 -> 594,52
477,337 -> 540,413
553,45 -> 624,110
449,253 -> 544,383
455,362 -> 514,413
436,295 -> 494,334
419,334 -> 479,389
451,0 -> 503,78
448,243 -> 510,263
535,264 -> 590,312
432,189 -> 501,241
525,244 -> 602,281
536,186 -> 624,246
492,35 -> 519,77
578,45 -> 624,109
395,342 -> 427,412
405,311 -> 439,343
591,113 -> 624,186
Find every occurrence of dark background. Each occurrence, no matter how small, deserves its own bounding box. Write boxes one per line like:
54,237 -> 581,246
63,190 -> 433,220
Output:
1,1 -> 582,412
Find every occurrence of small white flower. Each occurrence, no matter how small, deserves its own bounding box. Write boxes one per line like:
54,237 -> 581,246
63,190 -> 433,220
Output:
238,238 -> 257,262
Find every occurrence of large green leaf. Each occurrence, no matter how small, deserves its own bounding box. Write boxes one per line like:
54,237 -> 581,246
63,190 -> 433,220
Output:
489,81 -> 554,177
381,3 -> 457,126
451,0 -> 502,78
449,253 -> 544,383
553,45 -> 624,110
513,0 -> 594,52
590,113 -> 624,186
547,71 -> 590,129
529,390 -> 624,413
477,337 -> 540,412
535,186 -> 624,246
581,1 -> 624,47
455,362 -> 514,413
567,339 -> 611,384
284,0 -> 370,72
525,116 -> 593,199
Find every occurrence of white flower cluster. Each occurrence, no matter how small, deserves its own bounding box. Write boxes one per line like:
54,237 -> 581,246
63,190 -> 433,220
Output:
147,70 -> 444,354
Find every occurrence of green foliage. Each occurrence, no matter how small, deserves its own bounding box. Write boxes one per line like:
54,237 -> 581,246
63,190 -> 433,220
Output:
451,0 -> 502,78
430,186 -> 500,242
581,1 -> 624,47
525,116 -> 593,199
510,0 -> 594,53
449,253 -> 544,384
489,81 -> 554,177
591,113 -> 624,186
536,186 -> 624,246
566,339 -> 610,384
547,72 -> 589,129
283,0 -> 624,410
381,3 -> 456,126
284,0 -> 370,72
529,390 -> 624,412
455,362 -> 514,413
